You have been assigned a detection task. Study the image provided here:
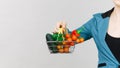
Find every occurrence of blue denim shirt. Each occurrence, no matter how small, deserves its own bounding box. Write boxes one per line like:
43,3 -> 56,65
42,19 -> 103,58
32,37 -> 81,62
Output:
75,8 -> 120,68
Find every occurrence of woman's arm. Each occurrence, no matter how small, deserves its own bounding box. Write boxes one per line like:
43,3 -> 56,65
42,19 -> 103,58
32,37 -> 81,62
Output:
71,17 -> 96,41
53,17 -> 96,41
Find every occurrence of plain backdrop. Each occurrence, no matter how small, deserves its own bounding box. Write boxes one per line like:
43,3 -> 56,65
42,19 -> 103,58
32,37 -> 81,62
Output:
0,0 -> 114,68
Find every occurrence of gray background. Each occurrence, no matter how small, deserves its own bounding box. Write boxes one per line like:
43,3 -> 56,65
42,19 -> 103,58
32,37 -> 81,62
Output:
0,0 -> 113,68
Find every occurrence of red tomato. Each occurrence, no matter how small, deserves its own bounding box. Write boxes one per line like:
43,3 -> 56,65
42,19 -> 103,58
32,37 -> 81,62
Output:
72,35 -> 77,41
65,33 -> 71,39
80,38 -> 84,42
62,41 -> 66,45
64,45 -> 70,48
76,39 -> 81,43
72,30 -> 80,37
66,38 -> 72,45
70,42 -> 75,46
75,33 -> 80,37
72,30 -> 77,35
64,47 -> 69,53
67,37 -> 72,42
59,48 -> 64,53
57,45 -> 63,49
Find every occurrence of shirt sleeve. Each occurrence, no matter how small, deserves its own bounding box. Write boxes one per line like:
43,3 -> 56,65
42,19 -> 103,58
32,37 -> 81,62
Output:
70,17 -> 96,41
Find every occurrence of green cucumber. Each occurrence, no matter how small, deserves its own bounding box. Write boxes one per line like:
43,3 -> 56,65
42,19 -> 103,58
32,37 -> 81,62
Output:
46,33 -> 58,53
